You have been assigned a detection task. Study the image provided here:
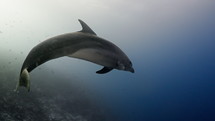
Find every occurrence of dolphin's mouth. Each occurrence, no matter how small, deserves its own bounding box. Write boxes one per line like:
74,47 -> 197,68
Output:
128,67 -> 135,73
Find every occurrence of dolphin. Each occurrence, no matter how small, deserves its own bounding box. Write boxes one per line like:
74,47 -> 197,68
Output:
16,19 -> 134,91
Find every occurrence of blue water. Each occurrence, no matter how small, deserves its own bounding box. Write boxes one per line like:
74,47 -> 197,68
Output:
85,13 -> 215,120
116,37 -> 214,120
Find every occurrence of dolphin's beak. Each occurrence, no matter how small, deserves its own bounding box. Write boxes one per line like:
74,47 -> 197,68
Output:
128,67 -> 135,73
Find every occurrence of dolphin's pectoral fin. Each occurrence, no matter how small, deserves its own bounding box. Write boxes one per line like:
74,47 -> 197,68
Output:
96,67 -> 113,74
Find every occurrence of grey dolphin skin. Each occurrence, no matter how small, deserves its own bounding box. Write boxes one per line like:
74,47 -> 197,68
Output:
16,19 -> 134,91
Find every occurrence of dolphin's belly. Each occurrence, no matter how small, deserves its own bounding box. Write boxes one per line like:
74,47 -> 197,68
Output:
69,48 -> 117,67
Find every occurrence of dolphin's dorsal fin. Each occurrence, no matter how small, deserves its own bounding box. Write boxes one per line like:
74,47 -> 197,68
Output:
78,19 -> 97,35
96,67 -> 113,74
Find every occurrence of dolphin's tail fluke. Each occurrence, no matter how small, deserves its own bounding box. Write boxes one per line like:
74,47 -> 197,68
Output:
16,69 -> 30,92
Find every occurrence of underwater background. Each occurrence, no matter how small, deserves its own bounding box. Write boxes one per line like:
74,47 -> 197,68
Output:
0,0 -> 215,121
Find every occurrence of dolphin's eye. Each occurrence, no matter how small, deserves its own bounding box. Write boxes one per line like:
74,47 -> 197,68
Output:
117,61 -> 125,70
